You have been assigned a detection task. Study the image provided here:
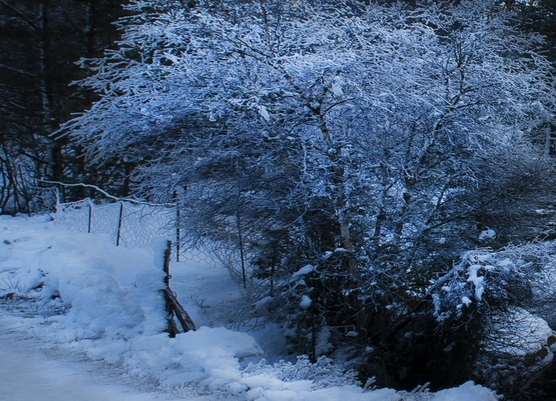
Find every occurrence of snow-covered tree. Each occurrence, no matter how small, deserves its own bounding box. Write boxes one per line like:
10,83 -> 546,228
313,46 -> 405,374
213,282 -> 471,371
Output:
63,0 -> 556,390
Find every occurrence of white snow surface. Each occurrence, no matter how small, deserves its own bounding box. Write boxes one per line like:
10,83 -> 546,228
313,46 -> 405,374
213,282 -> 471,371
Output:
0,215 -> 499,400
0,327 -> 179,401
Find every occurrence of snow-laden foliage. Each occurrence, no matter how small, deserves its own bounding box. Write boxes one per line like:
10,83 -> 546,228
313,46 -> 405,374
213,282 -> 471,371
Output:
431,249 -> 531,323
243,356 -> 359,390
429,243 -> 556,398
61,0 -> 556,392
431,243 -> 556,324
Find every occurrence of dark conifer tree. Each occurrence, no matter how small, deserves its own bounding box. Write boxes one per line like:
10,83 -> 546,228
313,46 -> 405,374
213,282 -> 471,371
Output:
0,0 -> 125,213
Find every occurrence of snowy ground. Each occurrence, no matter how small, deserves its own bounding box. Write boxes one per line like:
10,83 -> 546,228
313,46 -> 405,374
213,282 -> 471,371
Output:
0,215 -> 499,401
0,325 -> 181,401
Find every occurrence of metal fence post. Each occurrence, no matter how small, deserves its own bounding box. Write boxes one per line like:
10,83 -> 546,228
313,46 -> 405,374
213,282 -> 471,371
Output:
87,199 -> 93,233
175,203 -> 181,262
116,201 -> 124,246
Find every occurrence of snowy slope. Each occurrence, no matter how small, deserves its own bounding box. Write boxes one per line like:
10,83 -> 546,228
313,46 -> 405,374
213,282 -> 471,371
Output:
0,215 -> 499,401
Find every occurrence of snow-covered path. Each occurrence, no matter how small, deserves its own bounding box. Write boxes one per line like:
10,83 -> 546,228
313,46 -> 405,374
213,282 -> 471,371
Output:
0,329 -> 174,401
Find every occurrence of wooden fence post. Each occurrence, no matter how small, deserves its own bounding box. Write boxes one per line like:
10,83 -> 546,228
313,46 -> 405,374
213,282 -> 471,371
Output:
160,239 -> 196,337
162,240 -> 178,337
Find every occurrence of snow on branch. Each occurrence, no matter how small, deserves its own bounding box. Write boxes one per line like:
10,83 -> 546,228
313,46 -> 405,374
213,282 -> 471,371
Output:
39,180 -> 174,207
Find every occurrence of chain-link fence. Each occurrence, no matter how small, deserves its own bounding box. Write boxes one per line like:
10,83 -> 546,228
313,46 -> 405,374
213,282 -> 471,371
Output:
18,183 -> 252,276
55,198 -> 176,251
51,190 -> 215,264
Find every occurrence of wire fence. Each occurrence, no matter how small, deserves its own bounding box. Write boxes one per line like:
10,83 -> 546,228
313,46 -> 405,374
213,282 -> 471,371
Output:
5,181 -> 258,301
52,194 -> 211,264
55,198 -> 175,249
20,182 -> 249,282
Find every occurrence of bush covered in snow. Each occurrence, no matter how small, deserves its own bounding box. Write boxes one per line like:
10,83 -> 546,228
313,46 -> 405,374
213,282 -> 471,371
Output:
242,356 -> 359,390
429,245 -> 556,398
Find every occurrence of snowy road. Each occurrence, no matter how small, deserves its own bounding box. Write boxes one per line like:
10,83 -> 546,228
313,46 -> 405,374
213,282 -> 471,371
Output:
0,330 -> 173,401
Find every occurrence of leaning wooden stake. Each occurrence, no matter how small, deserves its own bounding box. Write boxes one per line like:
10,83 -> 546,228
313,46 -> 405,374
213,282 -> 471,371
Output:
163,288 -> 196,332
162,240 -> 196,337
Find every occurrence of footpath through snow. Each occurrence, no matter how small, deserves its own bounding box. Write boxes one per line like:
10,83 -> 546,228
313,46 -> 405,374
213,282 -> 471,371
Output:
0,326 -> 182,401
0,214 -> 499,401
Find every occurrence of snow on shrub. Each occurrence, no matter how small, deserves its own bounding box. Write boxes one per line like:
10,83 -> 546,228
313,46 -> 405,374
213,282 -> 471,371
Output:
242,355 -> 359,390
431,249 -> 530,323
430,243 -> 556,397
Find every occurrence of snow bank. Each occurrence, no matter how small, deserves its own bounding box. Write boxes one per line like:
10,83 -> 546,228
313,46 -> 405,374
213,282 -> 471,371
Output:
430,381 -> 499,401
0,215 -> 499,401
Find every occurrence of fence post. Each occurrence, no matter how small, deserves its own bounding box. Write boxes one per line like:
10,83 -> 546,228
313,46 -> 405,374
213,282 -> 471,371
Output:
87,199 -> 93,233
162,240 -> 178,337
160,239 -> 196,336
53,186 -> 61,214
58,183 -> 65,204
173,191 -> 181,262
236,211 -> 247,288
175,205 -> 181,262
116,201 -> 124,246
